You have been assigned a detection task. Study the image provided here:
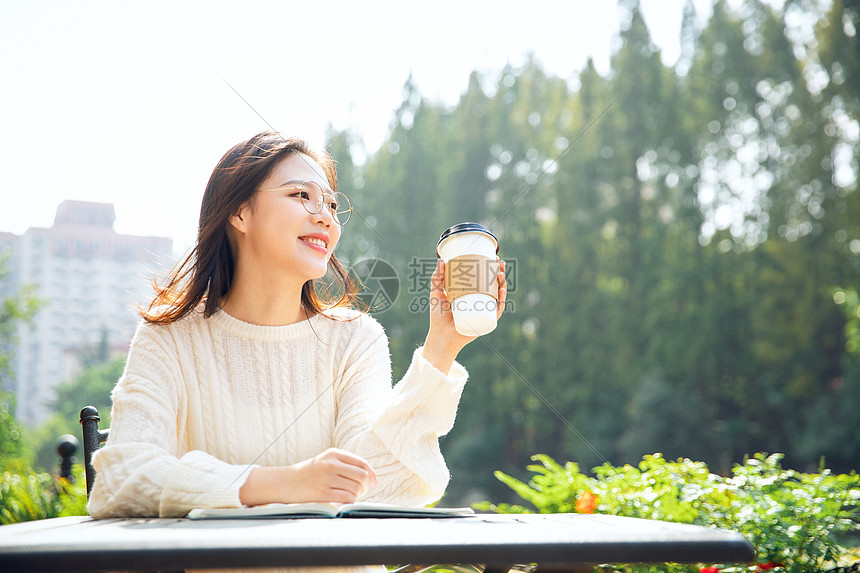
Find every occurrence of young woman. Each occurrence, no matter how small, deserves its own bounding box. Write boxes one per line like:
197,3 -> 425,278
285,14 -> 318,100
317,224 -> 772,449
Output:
88,131 -> 506,519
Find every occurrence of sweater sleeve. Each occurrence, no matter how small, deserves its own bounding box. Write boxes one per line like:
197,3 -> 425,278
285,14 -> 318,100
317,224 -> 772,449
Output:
87,322 -> 256,518
333,316 -> 468,506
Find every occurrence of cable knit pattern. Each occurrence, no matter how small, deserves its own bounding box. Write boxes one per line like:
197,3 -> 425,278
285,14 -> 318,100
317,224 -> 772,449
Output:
89,306 -> 468,521
88,307 -> 468,573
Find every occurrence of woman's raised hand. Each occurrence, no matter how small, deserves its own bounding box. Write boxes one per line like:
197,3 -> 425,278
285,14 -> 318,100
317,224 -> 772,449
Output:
421,257 -> 507,374
239,448 -> 379,506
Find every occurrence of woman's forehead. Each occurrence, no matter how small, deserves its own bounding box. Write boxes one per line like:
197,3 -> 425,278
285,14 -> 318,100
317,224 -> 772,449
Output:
268,153 -> 329,188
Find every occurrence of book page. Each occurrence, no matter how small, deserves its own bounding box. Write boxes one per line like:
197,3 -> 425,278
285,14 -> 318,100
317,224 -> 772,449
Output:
187,502 -> 474,519
187,502 -> 340,519
337,503 -> 475,517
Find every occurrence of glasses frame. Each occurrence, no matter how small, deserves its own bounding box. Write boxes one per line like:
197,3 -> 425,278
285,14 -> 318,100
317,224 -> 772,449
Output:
258,181 -> 353,225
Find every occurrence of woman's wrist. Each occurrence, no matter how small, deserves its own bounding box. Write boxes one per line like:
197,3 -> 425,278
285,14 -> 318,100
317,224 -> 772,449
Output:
239,466 -> 268,506
239,466 -> 290,507
421,334 -> 462,375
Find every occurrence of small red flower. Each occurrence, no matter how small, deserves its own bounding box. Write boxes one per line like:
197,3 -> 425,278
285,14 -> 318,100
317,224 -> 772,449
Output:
575,490 -> 598,514
700,567 -> 720,573
757,563 -> 781,571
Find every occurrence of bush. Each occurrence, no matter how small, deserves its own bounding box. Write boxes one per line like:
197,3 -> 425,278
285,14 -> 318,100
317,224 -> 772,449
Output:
475,453 -> 860,573
0,393 -> 33,467
0,463 -> 87,525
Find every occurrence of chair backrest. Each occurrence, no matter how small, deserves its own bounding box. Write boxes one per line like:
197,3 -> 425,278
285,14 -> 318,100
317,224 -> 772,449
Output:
79,405 -> 109,499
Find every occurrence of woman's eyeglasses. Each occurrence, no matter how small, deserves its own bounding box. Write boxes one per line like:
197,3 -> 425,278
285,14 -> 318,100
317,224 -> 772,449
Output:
259,181 -> 352,225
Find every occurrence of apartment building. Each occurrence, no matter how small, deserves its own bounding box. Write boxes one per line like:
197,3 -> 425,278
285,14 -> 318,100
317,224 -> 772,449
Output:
1,200 -> 172,424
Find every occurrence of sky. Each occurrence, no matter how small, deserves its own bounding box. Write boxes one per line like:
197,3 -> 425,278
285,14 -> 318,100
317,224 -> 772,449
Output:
1,0 -> 715,256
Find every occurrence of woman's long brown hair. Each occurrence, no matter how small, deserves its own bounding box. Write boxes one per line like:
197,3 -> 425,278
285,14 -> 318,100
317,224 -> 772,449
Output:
141,131 -> 362,325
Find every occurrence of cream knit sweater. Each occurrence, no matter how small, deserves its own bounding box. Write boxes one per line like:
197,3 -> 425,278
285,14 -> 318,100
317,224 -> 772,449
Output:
88,306 -> 468,520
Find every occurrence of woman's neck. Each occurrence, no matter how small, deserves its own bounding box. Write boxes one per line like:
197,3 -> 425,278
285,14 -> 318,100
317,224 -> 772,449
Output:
220,272 -> 310,326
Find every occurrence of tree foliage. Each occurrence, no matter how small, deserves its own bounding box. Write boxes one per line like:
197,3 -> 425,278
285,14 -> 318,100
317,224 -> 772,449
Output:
327,0 -> 860,503
0,253 -> 41,388
0,392 -> 31,467
0,253 -> 41,468
27,356 -> 123,471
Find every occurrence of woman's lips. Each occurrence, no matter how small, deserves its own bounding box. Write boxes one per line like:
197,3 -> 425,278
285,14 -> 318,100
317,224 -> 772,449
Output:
299,237 -> 327,253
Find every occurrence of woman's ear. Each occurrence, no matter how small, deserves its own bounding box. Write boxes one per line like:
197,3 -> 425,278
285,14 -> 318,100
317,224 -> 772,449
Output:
229,206 -> 249,235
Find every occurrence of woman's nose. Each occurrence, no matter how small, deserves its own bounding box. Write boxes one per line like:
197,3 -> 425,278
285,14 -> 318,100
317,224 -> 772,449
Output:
313,204 -> 335,226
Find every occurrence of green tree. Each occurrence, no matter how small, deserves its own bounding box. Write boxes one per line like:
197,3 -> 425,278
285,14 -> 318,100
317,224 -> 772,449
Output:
0,392 -> 31,469
0,254 -> 41,390
0,253 -> 41,468
325,0 -> 860,503
28,356 -> 123,471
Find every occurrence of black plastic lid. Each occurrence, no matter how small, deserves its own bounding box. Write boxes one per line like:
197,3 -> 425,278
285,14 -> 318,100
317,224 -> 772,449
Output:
436,222 -> 499,256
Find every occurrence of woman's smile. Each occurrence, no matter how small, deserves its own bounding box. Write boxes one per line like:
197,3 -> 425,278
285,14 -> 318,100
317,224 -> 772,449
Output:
299,235 -> 328,253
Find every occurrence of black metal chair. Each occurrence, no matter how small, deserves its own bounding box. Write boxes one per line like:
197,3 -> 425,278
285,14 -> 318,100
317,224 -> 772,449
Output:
79,407 -> 185,573
79,405 -> 109,499
56,434 -> 79,480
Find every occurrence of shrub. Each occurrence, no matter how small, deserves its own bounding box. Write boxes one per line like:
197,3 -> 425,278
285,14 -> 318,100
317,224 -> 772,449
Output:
0,463 -> 87,525
475,453 -> 860,573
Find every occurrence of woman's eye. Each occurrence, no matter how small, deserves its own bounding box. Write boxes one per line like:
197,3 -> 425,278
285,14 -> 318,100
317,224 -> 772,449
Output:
328,200 -> 339,211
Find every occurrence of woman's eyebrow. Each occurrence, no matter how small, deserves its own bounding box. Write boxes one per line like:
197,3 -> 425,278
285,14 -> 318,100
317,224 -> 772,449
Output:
275,179 -> 334,194
275,179 -> 305,189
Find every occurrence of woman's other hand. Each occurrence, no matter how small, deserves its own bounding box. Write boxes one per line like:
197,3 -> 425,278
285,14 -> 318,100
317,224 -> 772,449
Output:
239,448 -> 379,506
422,257 -> 507,374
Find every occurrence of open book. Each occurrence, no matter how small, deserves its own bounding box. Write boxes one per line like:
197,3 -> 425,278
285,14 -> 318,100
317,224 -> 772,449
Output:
187,502 -> 475,520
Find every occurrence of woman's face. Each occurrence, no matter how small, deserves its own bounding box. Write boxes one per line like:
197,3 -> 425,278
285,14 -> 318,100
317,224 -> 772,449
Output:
231,152 -> 341,284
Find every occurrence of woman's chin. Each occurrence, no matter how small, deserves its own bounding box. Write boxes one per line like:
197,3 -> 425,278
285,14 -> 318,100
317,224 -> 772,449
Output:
305,265 -> 330,281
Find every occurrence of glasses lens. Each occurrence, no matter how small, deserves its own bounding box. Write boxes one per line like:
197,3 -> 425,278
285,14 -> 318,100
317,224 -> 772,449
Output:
333,192 -> 351,225
300,182 -> 324,215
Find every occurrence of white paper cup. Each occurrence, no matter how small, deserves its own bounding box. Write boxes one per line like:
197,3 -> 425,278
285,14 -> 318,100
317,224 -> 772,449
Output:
436,223 -> 500,336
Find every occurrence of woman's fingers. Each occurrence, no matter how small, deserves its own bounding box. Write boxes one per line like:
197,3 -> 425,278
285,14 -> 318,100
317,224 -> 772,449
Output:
496,258 -> 507,320
431,259 -> 446,301
329,448 -> 379,486
315,448 -> 378,499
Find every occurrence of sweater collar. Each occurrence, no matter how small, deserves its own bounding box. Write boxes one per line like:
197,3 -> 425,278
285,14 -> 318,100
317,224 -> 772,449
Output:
209,308 -> 326,342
